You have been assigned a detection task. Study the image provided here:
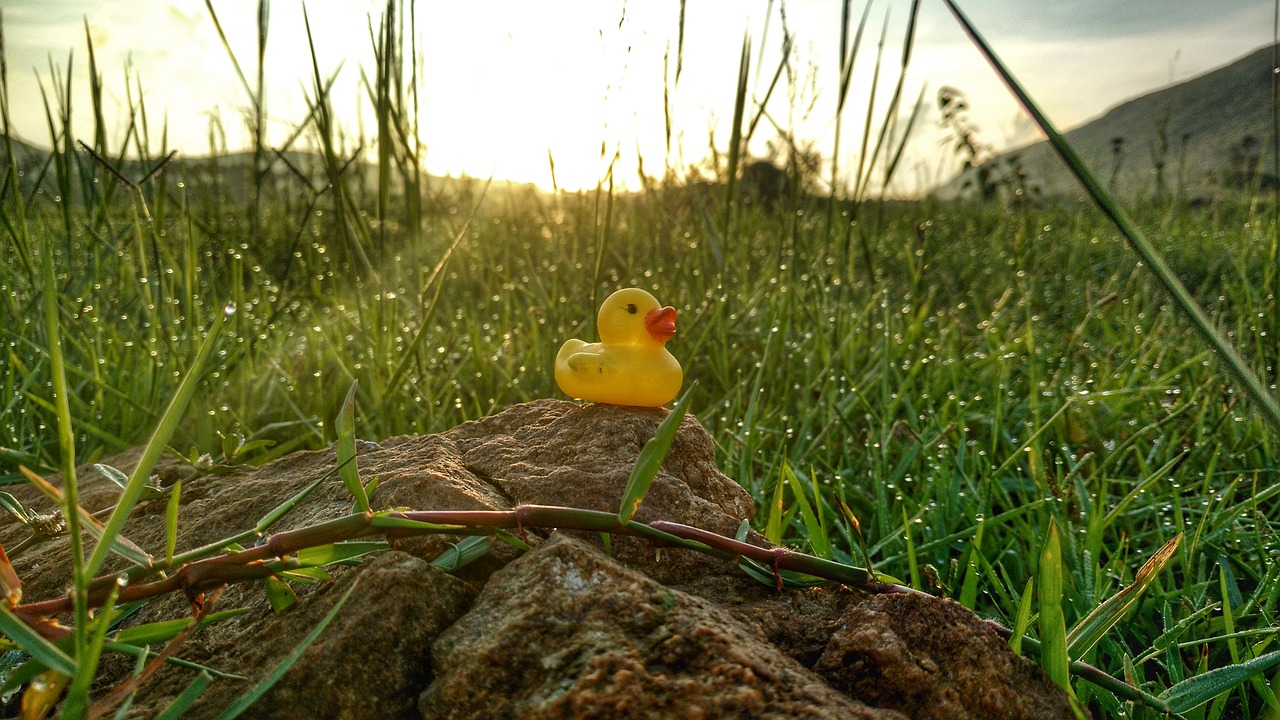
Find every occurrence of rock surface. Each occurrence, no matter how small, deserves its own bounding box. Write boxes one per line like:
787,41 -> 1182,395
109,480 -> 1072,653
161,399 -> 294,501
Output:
0,399 -> 1079,719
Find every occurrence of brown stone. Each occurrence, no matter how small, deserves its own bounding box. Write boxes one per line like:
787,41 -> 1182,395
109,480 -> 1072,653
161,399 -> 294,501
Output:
420,533 -> 901,720
813,593 -> 1078,719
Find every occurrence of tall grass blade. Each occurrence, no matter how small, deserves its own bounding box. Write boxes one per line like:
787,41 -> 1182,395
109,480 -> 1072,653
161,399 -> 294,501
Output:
1038,516 -> 1071,695
857,0 -> 922,201
85,302 -> 234,579
618,386 -> 693,524
958,517 -> 984,610
722,31 -> 750,240
942,0 -> 1280,432
335,381 -> 370,514
35,163 -> 91,664
781,463 -> 830,558
1010,576 -> 1034,655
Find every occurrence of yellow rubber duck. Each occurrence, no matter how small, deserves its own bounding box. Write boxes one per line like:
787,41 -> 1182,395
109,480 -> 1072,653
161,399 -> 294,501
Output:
555,288 -> 683,407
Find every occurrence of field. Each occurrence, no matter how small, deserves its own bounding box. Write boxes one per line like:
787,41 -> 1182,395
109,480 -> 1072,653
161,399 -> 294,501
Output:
3,4 -> 1280,718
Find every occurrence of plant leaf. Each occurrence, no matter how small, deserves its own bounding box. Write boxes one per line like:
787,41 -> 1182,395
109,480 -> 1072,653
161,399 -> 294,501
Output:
165,479 -> 182,566
1038,516 -> 1071,695
765,470 -> 786,546
1067,533 -> 1180,660
618,385 -> 693,524
959,516 -> 985,610
335,381 -> 370,513
263,576 -> 296,614
86,302 -> 232,579
154,671 -> 212,720
1009,576 -> 1034,655
1160,649 -> 1280,713
784,464 -> 830,558
293,541 -> 389,567
0,605 -> 76,677
94,463 -> 130,491
0,543 -> 21,607
431,535 -> 493,572
0,492 -> 31,525
112,609 -> 248,647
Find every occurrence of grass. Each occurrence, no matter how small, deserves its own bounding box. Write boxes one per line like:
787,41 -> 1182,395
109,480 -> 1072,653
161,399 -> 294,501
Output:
2,1 -> 1280,717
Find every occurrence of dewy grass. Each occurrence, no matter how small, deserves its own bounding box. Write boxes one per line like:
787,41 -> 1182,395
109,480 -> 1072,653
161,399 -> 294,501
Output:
2,1 -> 1279,715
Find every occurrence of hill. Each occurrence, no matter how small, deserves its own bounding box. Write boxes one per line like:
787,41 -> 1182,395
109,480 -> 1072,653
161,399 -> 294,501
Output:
0,138 -> 538,205
936,43 -> 1278,202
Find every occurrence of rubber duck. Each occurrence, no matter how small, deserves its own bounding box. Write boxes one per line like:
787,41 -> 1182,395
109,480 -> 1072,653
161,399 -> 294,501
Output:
555,288 -> 683,407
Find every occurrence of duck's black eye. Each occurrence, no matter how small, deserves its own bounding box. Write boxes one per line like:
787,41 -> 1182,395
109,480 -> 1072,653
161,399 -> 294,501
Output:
626,303 -> 637,314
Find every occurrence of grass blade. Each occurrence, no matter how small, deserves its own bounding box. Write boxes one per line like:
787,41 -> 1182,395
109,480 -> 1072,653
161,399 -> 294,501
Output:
1038,516 -> 1071,695
213,580 -> 358,720
781,463 -> 830,559
153,671 -> 212,720
1067,533 -> 1181,660
618,386 -> 693,524
0,605 -> 76,676
1161,649 -> 1280,713
164,480 -> 181,565
334,381 -> 370,514
293,541 -> 388,567
959,517 -> 985,610
1009,576 -> 1035,655
431,535 -> 493,572
112,609 -> 247,647
722,31 -> 750,240
62,579 -> 122,717
86,302 -> 234,579
764,469 -> 786,546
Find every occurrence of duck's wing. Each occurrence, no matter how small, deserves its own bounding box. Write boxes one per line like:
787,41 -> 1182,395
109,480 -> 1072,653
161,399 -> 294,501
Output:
564,349 -> 615,377
556,339 -> 588,365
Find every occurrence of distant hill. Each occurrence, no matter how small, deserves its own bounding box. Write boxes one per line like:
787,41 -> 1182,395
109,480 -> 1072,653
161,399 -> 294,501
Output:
936,43 -> 1278,202
0,137 -> 538,205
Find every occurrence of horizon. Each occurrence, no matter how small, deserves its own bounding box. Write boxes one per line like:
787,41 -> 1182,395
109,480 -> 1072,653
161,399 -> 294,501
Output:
1,0 -> 1274,194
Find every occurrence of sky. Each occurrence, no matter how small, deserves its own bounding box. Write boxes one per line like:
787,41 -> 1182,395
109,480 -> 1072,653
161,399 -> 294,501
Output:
0,0 -> 1274,194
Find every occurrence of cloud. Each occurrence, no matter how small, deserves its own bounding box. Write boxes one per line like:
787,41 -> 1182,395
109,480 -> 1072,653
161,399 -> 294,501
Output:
920,0 -> 1273,42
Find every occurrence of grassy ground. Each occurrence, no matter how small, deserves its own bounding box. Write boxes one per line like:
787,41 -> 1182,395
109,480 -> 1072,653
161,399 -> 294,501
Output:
3,5 -> 1280,718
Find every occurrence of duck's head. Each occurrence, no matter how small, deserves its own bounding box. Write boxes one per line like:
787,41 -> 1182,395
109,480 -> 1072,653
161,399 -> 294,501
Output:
597,288 -> 677,346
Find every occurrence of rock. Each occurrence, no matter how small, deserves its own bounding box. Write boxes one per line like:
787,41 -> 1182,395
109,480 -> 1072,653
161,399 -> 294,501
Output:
813,593 -> 1079,720
420,533 -> 900,720
0,399 -> 1080,718
185,551 -> 474,720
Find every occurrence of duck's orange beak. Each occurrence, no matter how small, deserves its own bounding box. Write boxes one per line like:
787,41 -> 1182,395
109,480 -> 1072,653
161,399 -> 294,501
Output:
646,306 -> 677,342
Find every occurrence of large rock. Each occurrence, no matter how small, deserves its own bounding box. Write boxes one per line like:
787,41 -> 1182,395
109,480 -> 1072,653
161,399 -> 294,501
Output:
420,533 -> 898,720
0,399 -> 1078,718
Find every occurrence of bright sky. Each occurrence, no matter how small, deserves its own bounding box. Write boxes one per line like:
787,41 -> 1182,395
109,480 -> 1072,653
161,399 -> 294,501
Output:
1,0 -> 1274,194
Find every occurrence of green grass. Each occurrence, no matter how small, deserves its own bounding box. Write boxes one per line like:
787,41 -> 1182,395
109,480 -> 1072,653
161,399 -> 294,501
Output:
2,2 -> 1280,718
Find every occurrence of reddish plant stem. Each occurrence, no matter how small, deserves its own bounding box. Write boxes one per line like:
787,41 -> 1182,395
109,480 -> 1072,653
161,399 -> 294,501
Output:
6,504 -> 1162,710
